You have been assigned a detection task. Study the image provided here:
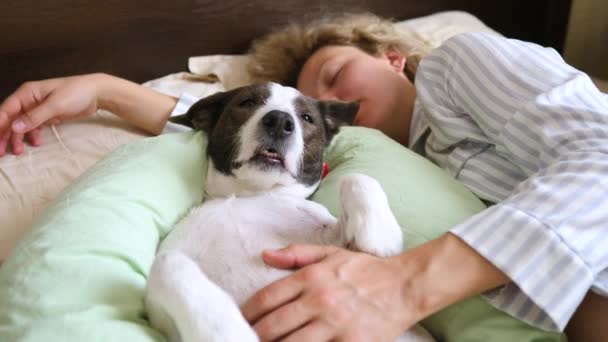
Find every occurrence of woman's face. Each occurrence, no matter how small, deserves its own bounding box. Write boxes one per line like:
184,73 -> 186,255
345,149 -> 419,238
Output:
297,45 -> 414,144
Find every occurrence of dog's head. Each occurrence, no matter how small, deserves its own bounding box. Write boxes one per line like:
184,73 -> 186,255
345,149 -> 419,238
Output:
171,82 -> 358,198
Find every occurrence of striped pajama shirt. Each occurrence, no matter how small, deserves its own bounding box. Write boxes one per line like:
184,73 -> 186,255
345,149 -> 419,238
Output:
171,32 -> 608,332
412,32 -> 608,331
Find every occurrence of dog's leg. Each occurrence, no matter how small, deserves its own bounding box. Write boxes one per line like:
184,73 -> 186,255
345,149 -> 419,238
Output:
337,173 -> 403,257
337,175 -> 436,342
146,251 -> 258,342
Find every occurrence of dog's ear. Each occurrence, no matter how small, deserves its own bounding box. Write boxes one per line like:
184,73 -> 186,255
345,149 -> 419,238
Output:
316,100 -> 359,139
169,89 -> 239,133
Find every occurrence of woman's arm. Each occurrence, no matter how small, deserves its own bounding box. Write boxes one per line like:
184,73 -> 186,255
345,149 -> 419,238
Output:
0,73 -> 177,156
395,232 -> 509,318
95,73 -> 177,135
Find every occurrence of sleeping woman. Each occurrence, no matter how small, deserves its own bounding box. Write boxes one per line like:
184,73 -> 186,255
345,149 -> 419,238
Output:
1,13 -> 606,342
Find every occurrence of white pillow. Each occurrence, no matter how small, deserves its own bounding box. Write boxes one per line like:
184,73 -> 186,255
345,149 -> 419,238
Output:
395,10 -> 501,49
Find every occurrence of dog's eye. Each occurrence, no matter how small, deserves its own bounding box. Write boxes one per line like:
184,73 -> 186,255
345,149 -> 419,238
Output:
239,98 -> 257,107
300,113 -> 314,123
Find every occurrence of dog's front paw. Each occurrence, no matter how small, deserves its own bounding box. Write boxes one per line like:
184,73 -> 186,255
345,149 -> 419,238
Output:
338,174 -> 403,257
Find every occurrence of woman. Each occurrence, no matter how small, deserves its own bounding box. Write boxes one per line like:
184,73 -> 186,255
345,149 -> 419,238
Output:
1,13 -> 606,342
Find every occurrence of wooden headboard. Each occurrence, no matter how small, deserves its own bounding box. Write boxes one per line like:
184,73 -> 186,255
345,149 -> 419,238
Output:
0,0 -> 571,99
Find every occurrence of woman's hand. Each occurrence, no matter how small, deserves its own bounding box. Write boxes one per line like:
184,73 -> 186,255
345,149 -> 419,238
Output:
0,74 -> 103,156
0,73 -> 178,157
241,244 -> 418,342
242,233 -> 510,342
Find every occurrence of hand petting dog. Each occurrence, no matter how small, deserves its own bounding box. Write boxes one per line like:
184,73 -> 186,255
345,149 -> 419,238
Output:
243,243 -> 419,342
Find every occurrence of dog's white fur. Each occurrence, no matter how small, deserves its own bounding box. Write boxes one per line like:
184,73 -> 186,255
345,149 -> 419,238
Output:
206,85 -> 314,199
146,83 -> 435,342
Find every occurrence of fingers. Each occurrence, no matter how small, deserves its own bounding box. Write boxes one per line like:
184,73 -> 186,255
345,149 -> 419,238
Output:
1,79 -> 60,115
253,298 -> 313,341
243,245 -> 345,340
242,244 -> 341,326
0,111 -> 8,131
0,127 -> 42,157
0,112 -> 10,151
26,128 -> 42,147
0,130 -> 10,157
0,91 -> 26,123
0,79 -> 61,134
281,320 -> 334,342
11,98 -> 58,134
10,132 -> 25,155
241,274 -> 304,324
262,243 -> 339,269
0,82 -> 40,124
0,79 -> 62,157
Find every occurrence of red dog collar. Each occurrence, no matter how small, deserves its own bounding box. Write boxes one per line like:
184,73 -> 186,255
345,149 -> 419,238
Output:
321,162 -> 329,180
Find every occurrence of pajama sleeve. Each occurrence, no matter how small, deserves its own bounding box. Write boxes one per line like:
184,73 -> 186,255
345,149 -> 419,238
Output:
416,32 -> 608,331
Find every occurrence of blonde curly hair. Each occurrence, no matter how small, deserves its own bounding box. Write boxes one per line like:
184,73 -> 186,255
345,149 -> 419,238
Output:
247,13 -> 431,87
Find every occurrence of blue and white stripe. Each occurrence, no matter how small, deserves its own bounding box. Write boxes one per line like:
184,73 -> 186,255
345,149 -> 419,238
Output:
412,32 -> 608,331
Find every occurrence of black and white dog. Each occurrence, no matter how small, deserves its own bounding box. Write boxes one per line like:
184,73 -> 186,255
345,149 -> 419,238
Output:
146,83 -> 434,342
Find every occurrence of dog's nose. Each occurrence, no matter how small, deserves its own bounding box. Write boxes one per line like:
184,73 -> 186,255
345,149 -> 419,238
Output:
262,110 -> 294,139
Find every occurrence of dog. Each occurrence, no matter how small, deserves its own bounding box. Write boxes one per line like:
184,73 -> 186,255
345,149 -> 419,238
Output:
145,82 -> 435,342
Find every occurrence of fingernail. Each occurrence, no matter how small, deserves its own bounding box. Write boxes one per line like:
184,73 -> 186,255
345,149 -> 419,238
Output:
263,249 -> 284,257
12,120 -> 26,132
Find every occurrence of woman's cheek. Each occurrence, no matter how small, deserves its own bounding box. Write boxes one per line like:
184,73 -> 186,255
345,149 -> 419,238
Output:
335,65 -> 370,101
334,80 -> 359,102
353,103 -> 385,128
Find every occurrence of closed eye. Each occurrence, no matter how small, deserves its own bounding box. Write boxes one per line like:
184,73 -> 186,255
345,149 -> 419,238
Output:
239,98 -> 257,107
321,60 -> 342,89
329,67 -> 343,87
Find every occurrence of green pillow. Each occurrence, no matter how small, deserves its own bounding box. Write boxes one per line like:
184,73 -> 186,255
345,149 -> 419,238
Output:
0,127 -> 564,342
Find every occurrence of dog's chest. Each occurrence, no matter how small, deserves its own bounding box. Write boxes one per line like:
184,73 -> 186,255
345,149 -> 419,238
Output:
158,194 -> 340,305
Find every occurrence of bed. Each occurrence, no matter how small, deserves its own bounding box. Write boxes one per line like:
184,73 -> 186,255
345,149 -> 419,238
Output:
0,0 -> 574,257
0,0 -> 574,341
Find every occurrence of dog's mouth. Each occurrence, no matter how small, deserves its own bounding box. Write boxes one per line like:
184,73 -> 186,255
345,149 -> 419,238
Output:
251,148 -> 285,168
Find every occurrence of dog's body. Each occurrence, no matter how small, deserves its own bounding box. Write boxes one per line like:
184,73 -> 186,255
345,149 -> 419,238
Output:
146,83 -> 434,342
